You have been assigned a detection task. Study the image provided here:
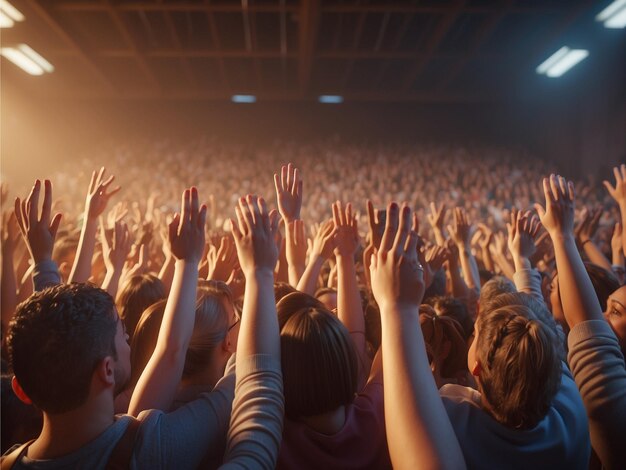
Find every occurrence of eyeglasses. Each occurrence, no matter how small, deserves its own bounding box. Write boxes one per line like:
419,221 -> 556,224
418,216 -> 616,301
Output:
228,315 -> 240,332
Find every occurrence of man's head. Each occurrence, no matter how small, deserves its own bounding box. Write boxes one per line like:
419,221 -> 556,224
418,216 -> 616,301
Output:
7,283 -> 130,414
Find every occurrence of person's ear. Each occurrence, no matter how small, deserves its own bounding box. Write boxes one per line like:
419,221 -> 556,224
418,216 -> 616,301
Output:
471,360 -> 482,377
95,356 -> 116,387
11,376 -> 33,405
221,335 -> 232,353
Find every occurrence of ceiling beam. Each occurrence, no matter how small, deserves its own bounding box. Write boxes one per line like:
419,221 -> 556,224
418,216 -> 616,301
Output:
374,13 -> 414,89
341,11 -> 368,89
437,0 -> 514,90
56,2 -> 298,13
401,0 -> 465,91
298,0 -> 320,94
159,1 -> 197,88
102,0 -> 161,91
204,0 -> 229,90
24,0 -> 116,93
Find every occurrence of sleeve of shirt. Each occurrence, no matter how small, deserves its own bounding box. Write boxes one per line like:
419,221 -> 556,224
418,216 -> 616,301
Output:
567,320 -> 626,470
134,356 -> 237,469
33,260 -> 61,291
220,354 -> 284,470
512,268 -> 544,304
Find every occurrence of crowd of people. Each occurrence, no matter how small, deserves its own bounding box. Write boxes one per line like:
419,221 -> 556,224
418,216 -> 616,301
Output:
1,139 -> 625,469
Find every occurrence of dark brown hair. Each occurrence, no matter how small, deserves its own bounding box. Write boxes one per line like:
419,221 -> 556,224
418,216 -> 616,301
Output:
117,274 -> 166,341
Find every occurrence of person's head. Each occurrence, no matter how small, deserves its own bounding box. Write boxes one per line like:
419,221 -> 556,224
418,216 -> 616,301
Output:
129,299 -> 167,388
51,234 -> 79,281
428,295 -> 474,341
419,311 -> 468,380
315,287 -> 338,312
548,263 -> 620,331
277,292 -> 358,419
479,275 -> 516,308
7,283 -> 130,414
274,282 -> 297,304
480,291 -> 566,360
183,281 -> 238,380
468,304 -> 561,429
605,285 -> 626,353
117,274 -> 166,341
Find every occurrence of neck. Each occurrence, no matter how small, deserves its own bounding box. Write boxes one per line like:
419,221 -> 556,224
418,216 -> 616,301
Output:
28,392 -> 115,460
300,406 -> 346,435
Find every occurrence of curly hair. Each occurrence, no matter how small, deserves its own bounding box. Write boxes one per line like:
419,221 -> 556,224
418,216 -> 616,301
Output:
8,283 -> 118,414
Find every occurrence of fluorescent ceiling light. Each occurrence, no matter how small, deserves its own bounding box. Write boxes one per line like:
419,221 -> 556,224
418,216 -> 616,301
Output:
596,0 -> 626,28
536,47 -> 588,78
0,10 -> 13,28
231,94 -> 256,103
0,1 -> 24,21
0,47 -> 44,75
318,95 -> 344,104
18,44 -> 54,73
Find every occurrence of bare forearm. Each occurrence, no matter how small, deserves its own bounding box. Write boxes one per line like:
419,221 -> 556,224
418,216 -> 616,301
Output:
239,269 -> 280,359
457,244 -> 480,291
69,218 -> 97,283
336,256 -> 367,366
297,255 -> 324,295
582,241 -> 612,272
553,234 -> 604,327
481,246 -> 495,272
101,269 -> 122,299
381,305 -> 465,470
159,254 -> 175,294
285,230 -> 305,287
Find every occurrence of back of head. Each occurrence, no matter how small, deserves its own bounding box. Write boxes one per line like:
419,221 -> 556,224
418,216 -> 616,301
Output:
428,295 -> 474,341
419,312 -> 468,378
183,281 -> 233,379
277,292 -> 358,419
117,274 -> 166,341
130,299 -> 167,387
475,304 -> 561,429
8,284 -> 118,414
479,275 -> 516,306
274,282 -> 297,303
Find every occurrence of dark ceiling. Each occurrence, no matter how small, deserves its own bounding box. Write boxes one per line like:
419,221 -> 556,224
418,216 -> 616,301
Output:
0,0 -> 609,102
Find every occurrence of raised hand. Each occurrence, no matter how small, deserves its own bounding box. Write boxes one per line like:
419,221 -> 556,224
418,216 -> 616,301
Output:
507,210 -> 541,271
447,207 -> 472,248
333,201 -> 359,258
231,195 -> 279,276
85,167 -> 121,220
534,174 -> 575,238
574,207 -> 602,246
611,222 -> 623,261
310,219 -> 337,260
1,211 -> 20,255
274,163 -> 302,223
603,164 -> 626,206
207,235 -> 238,282
367,199 -> 386,249
14,179 -> 62,264
370,203 -> 424,310
427,202 -> 446,231
169,187 -> 207,263
100,219 -> 132,274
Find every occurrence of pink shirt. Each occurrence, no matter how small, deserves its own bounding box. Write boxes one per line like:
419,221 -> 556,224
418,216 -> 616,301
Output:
277,381 -> 392,470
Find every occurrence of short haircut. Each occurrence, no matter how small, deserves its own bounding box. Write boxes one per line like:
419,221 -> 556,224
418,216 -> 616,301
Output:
277,292 -> 358,419
479,275 -> 516,307
475,304 -> 561,429
7,283 -> 118,414
117,274 -> 166,341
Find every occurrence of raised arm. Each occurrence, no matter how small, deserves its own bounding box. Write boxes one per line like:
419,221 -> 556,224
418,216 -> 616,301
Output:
447,207 -> 481,291
100,219 -> 132,299
427,202 -> 447,247
535,174 -> 603,327
575,207 -> 612,272
1,213 -> 19,332
14,179 -> 62,291
69,168 -> 120,283
371,202 -> 465,470
507,210 -> 544,301
332,201 -> 368,383
274,163 -> 304,287
603,164 -> 626,253
222,195 -> 283,469
129,187 -> 206,415
296,219 -> 336,295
